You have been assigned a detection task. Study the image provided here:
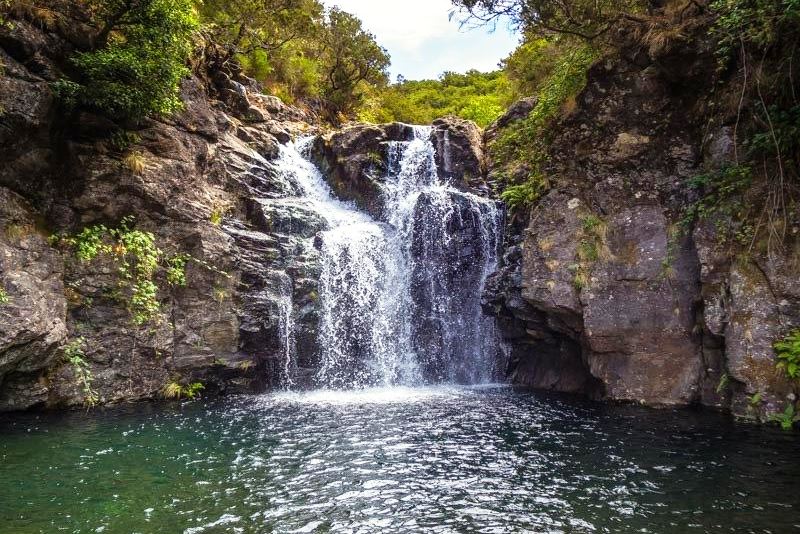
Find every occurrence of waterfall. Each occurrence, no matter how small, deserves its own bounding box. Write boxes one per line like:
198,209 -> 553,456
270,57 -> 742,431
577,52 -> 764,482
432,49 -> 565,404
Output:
269,127 -> 503,389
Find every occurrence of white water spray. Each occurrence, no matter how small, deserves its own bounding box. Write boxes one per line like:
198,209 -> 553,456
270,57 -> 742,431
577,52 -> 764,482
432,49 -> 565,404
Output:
268,128 -> 503,388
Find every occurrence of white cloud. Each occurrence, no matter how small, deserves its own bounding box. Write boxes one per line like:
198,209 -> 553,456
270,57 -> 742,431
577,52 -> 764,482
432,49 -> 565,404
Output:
322,0 -> 519,80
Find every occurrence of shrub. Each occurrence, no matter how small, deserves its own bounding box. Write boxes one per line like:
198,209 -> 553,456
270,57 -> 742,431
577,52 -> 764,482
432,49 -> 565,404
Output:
64,0 -> 198,121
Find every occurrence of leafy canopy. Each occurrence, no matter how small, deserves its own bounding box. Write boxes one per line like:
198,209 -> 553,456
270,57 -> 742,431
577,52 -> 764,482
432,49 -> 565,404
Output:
451,0 -> 645,40
66,0 -> 198,120
199,0 -> 323,66
360,70 -> 513,127
317,7 -> 390,121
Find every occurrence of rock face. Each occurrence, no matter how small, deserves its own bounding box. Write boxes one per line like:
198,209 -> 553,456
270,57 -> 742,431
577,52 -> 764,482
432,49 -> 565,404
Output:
0,190 -> 68,411
484,24 -> 799,419
310,122 -> 414,218
0,16 -> 319,410
430,117 -> 487,193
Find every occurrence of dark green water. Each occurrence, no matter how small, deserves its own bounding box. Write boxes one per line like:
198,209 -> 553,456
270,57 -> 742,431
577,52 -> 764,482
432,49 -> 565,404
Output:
1,386 -> 798,533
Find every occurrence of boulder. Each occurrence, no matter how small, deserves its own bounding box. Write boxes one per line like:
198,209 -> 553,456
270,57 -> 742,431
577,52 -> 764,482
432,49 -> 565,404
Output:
430,116 -> 487,193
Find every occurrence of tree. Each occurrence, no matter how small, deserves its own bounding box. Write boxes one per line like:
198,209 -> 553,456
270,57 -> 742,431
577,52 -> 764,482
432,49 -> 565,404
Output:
318,8 -> 390,121
451,0 -> 646,40
198,0 -> 323,68
64,0 -> 198,120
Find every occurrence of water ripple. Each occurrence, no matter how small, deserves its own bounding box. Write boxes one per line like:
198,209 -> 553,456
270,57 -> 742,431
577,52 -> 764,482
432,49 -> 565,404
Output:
0,387 -> 798,533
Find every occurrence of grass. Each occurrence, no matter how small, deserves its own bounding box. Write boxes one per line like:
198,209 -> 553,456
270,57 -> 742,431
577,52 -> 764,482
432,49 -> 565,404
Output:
162,380 -> 205,400
122,151 -> 146,175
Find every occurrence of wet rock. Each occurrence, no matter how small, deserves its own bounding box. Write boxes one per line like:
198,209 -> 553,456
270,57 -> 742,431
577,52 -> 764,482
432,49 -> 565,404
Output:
430,117 -> 487,192
309,123 -> 407,218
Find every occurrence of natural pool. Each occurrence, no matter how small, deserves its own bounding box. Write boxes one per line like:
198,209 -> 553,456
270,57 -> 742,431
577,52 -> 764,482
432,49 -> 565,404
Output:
1,386 -> 798,533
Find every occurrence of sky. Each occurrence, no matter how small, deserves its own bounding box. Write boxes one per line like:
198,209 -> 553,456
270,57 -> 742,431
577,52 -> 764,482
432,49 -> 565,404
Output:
322,0 -> 519,81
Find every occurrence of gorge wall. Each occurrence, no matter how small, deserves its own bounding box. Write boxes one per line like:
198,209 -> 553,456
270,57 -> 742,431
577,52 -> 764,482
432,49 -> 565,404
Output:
483,22 -> 800,422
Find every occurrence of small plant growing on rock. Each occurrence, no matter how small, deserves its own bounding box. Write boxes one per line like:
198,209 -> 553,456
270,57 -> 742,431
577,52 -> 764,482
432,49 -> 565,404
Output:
775,329 -> 800,380
122,151 -> 146,175
771,403 -> 800,431
715,373 -> 730,394
572,213 -> 611,291
0,286 -> 9,305
109,131 -> 142,152
209,208 -> 225,226
63,337 -> 99,408
166,254 -> 190,287
773,329 -> 800,430
500,181 -> 543,213
162,380 -> 204,400
53,217 -> 197,326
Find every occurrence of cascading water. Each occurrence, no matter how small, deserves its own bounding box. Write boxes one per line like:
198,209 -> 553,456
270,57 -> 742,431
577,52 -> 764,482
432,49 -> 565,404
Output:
269,127 -> 503,389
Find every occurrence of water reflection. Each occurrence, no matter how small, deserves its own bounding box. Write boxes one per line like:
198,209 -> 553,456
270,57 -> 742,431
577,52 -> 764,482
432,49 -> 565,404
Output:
0,387 -> 798,533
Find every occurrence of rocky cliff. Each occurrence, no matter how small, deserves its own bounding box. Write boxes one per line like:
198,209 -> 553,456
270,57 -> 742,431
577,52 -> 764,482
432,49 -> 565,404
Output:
0,16 -> 327,410
483,22 -> 799,422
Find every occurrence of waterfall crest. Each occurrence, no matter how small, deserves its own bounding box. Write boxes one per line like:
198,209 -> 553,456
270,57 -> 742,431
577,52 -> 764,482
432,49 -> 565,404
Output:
270,126 -> 504,389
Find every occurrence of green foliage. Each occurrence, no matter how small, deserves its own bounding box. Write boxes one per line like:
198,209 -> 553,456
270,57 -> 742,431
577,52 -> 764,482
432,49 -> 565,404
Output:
716,373 -> 730,394
707,0 -> 799,252
502,35 -> 571,97
770,402 -> 800,431
500,180 -> 544,213
317,8 -> 390,121
361,70 -> 513,127
199,0 -> 322,63
200,2 -> 388,122
61,0 -> 198,120
166,254 -> 190,287
56,217 -> 188,325
452,0 -> 645,40
162,380 -> 204,400
0,285 -> 8,305
209,207 -> 225,226
493,45 -> 597,170
711,0 -> 800,66
774,329 -> 800,380
64,337 -> 99,407
491,44 -> 598,209
109,130 -> 142,152
572,213 -> 609,291
747,104 -> 800,159
683,165 -> 754,244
